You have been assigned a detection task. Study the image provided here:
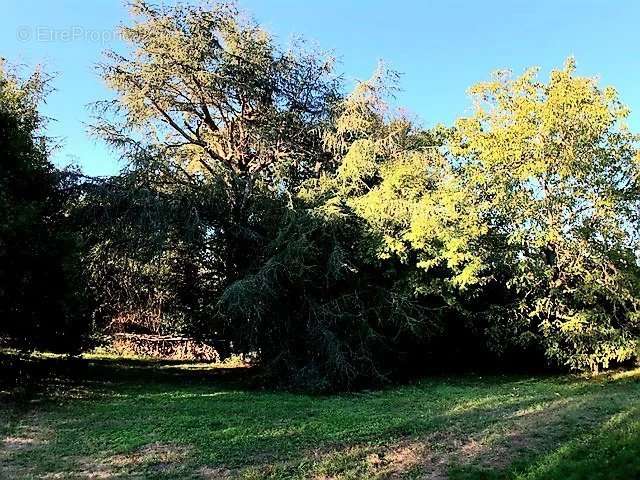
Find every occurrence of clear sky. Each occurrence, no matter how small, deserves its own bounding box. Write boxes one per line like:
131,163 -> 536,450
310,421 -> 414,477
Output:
2,0 -> 639,176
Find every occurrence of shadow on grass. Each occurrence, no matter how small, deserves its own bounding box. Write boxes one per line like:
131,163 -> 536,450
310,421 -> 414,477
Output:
1,352 -> 640,479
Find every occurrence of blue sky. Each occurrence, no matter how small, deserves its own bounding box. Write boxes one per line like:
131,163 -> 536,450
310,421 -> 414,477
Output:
2,0 -> 639,176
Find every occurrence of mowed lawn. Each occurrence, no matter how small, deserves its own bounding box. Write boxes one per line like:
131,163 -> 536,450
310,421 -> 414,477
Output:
1,354 -> 640,479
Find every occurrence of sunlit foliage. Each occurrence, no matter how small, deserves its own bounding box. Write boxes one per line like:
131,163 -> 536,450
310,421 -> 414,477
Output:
451,59 -> 640,371
4,0 -> 640,388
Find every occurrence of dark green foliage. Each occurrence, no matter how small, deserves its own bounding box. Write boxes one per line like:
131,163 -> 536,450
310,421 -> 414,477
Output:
0,67 -> 87,350
219,206 -> 433,390
80,1 -> 640,388
73,168 -> 225,338
4,2 -> 640,391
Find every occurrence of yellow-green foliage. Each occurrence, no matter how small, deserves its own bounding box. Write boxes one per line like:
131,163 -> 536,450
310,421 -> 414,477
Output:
450,58 -> 640,371
96,0 -> 640,382
336,139 -> 379,194
348,150 -> 486,288
318,58 -> 640,372
319,69 -> 489,291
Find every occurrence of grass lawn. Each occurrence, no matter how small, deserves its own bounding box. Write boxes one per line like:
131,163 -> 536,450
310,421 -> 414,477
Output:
1,353 -> 640,479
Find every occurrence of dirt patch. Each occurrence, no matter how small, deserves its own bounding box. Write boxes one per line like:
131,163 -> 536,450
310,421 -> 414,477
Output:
64,442 -> 191,479
198,466 -> 239,479
3,433 -> 46,449
303,397 -> 587,479
109,441 -> 189,467
467,398 -> 575,469
1,420 -> 53,453
42,469 -> 114,479
427,397 -> 588,472
366,442 -> 431,477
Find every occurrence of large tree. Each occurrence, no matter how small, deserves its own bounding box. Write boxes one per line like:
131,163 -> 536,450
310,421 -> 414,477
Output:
93,4 -> 442,388
97,0 -> 339,201
94,0 -> 343,312
451,59 -> 640,371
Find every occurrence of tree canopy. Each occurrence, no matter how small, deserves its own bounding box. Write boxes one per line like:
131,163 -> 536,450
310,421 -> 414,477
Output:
3,1 -> 640,390
0,63 -> 86,350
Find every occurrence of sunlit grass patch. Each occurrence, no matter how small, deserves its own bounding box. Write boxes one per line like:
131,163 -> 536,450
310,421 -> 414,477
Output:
1,355 -> 640,479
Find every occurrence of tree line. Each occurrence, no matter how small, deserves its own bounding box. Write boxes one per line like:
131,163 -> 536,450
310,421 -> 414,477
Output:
2,0 -> 640,390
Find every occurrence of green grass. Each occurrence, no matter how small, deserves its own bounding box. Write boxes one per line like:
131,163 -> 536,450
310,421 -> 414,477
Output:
1,354 -> 640,479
